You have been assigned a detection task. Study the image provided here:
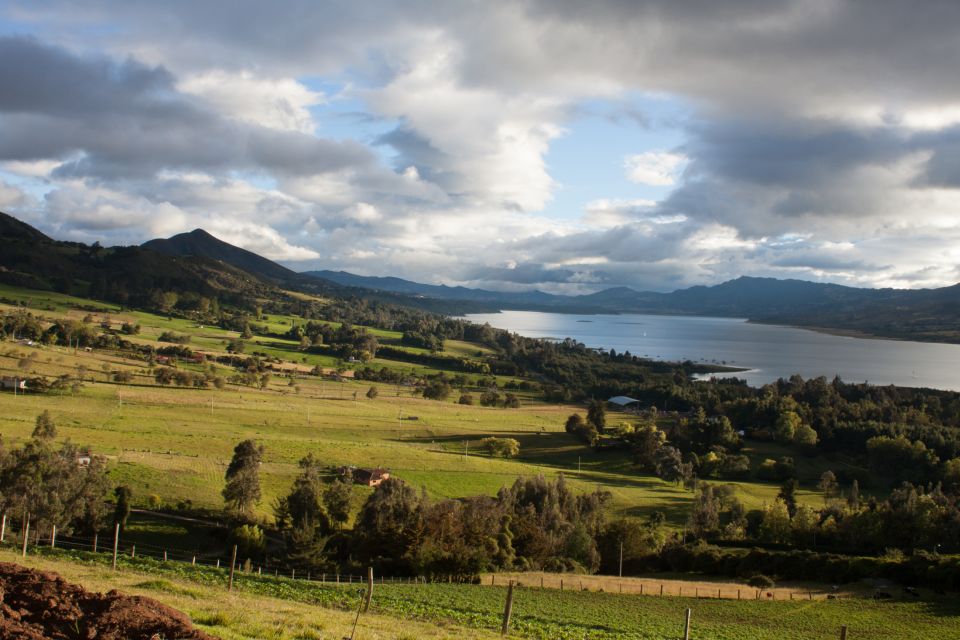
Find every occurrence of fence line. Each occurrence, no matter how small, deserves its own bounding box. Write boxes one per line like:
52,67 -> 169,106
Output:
0,521 -> 838,602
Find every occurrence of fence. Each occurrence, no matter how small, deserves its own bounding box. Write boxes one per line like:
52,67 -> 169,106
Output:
0,515 -> 857,639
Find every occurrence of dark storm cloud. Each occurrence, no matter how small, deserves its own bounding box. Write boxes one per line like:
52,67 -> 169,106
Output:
0,36 -> 372,179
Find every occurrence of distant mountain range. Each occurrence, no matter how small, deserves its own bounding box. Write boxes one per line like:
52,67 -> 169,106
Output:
310,270 -> 960,343
1,212 -> 958,343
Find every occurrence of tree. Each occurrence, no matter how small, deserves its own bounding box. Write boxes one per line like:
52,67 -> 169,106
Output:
276,454 -> 332,569
775,411 -> 802,443
32,410 -> 56,440
847,479 -> 861,509
944,458 -> 960,492
229,523 -> 266,561
480,389 -> 500,406
759,499 -> 792,543
355,477 -> 424,571
323,478 -> 353,532
587,400 -> 607,433
793,424 -> 819,449
778,479 -> 799,518
818,471 -> 839,503
223,440 -> 264,516
0,439 -> 109,536
688,485 -> 721,538
114,485 -> 132,534
565,414 -> 586,434
481,437 -> 520,458
423,380 -> 452,401
656,446 -> 692,485
630,423 -> 666,470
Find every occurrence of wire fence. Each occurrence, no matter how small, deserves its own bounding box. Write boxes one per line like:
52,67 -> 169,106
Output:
0,517 -> 432,586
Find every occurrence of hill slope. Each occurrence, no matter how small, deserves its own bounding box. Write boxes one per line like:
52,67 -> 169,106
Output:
144,229 -> 298,284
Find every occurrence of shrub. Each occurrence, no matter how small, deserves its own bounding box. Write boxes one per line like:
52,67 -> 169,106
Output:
158,331 -> 191,344
458,393 -> 474,405
481,437 -> 520,458
748,574 -> 775,589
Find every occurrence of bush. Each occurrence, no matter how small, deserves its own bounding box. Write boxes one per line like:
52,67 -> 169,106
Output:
481,437 -> 520,458
458,393 -> 474,405
422,380 -> 452,400
158,331 -> 191,344
748,574 -> 775,589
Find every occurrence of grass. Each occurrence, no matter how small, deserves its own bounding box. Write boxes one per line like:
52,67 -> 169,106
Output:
1,282 -> 827,529
5,547 -> 960,639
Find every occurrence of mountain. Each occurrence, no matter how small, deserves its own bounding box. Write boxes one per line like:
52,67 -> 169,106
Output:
2,212 -> 958,342
0,211 -> 53,243
303,269 -> 960,343
307,270 -> 563,306
0,212 -> 286,306
143,229 -> 298,283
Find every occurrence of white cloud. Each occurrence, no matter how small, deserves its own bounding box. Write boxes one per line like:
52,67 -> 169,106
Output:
624,151 -> 687,186
178,70 -> 323,133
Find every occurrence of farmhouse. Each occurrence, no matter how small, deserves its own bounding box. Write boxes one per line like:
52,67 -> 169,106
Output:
0,377 -> 26,392
339,466 -> 390,486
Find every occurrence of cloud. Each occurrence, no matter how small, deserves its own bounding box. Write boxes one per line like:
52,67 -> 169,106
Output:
177,70 -> 323,133
4,2 -> 960,293
624,151 -> 687,186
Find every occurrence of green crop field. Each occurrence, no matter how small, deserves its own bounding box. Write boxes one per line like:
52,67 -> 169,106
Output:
6,547 -> 959,640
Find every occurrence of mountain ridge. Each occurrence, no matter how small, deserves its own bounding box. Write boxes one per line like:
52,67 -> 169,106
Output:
2,212 -> 958,343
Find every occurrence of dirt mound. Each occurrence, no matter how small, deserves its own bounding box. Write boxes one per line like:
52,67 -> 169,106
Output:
0,562 -> 219,640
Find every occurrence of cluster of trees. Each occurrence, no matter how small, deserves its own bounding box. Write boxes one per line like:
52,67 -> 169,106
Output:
682,474 -> 960,555
286,321 -> 379,361
0,412 -> 110,539
224,443 -> 621,580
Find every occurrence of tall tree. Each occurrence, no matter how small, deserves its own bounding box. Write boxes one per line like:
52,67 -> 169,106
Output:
223,440 -> 264,517
587,400 -> 607,433
32,410 -> 56,440
778,478 -> 799,518
323,478 -> 353,532
114,485 -> 132,535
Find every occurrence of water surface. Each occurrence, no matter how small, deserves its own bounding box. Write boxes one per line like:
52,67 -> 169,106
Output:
464,310 -> 960,391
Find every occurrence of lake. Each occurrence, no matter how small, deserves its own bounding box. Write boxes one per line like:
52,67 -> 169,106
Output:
464,310 -> 960,391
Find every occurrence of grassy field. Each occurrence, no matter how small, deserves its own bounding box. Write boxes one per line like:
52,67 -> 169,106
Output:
1,282 -> 831,529
5,547 -> 960,640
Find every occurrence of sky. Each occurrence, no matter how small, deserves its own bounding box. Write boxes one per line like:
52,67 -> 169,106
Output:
1,1 -> 959,294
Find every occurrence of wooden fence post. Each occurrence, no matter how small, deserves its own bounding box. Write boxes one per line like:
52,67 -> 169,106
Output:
501,580 -> 515,636
131,544 -> 135,558
163,549 -> 167,562
93,533 -> 98,553
840,625 -> 847,640
363,567 -> 374,613
0,513 -> 6,543
111,522 -> 119,570
192,555 -> 196,565
683,608 -> 692,640
660,584 -> 663,596
50,525 -> 56,548
21,514 -> 30,558
228,545 -> 238,591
